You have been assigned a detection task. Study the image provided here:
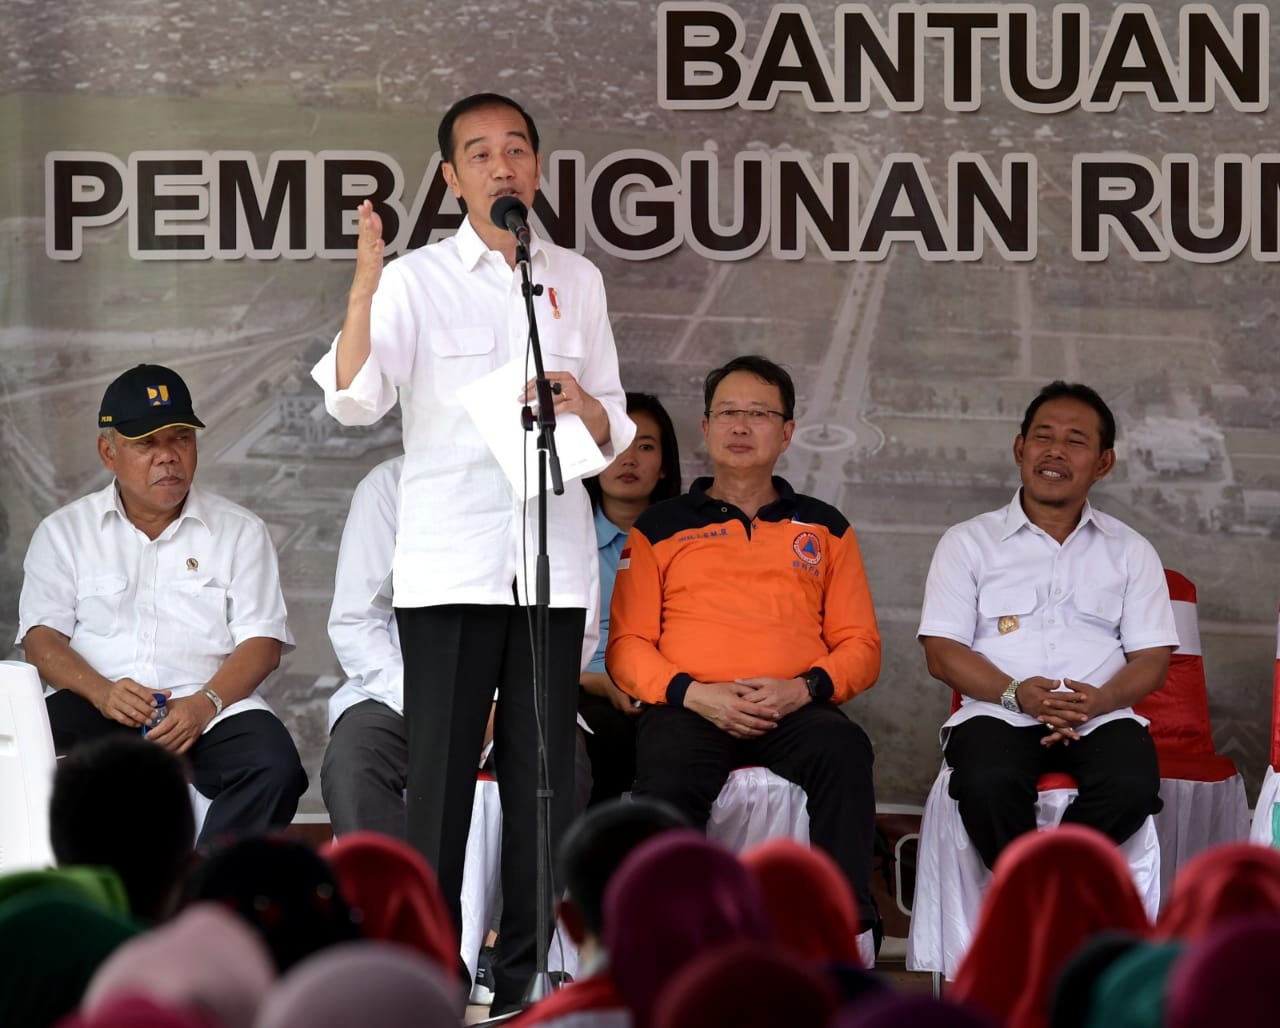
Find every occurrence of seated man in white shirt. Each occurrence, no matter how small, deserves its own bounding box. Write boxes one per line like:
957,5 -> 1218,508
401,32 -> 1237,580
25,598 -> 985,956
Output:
918,381 -> 1180,870
322,455 -> 595,838
321,455 -> 408,837
19,364 -> 307,848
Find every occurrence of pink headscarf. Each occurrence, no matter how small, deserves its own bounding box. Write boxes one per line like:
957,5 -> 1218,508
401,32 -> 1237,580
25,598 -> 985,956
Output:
255,941 -> 462,1028
1164,915 -> 1280,1028
604,832 -> 772,1028
1155,842 -> 1280,941
741,837 -> 864,967
653,940 -> 837,1028
83,903 -> 274,1028
322,831 -> 459,979
950,824 -> 1150,1028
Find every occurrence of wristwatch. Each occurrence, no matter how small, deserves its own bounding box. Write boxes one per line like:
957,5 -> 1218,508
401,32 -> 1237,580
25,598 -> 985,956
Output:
801,670 -> 827,703
199,686 -> 224,716
999,678 -> 1022,713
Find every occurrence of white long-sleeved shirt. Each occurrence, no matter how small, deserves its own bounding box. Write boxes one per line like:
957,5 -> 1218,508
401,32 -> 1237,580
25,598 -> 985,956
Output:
918,490 -> 1179,738
311,217 -> 634,611
18,482 -> 292,732
325,455 -> 600,731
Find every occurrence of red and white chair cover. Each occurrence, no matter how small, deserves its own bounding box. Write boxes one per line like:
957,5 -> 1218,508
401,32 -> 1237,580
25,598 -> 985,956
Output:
1135,570 -> 1250,895
0,660 -> 56,871
906,766 -> 1160,980
1248,603 -> 1280,847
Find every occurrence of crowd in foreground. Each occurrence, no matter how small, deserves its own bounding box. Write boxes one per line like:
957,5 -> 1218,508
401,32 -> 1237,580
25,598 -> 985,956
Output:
2,733 -> 1279,1028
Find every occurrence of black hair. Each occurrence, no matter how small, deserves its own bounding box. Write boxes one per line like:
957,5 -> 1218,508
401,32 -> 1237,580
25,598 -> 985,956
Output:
437,92 -> 540,164
1019,381 -> 1116,451
49,734 -> 195,922
557,798 -> 688,938
703,355 -> 796,421
585,391 -> 682,511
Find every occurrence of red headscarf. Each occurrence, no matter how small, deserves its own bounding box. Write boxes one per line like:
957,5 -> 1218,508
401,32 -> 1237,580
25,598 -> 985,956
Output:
322,832 -> 459,980
1155,842 -> 1280,941
741,837 -> 864,967
652,940 -> 837,1028
950,824 -> 1151,1028
604,831 -> 772,1028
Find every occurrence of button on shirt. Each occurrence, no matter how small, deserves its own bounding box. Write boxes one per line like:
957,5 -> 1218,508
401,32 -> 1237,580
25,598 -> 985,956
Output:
310,218 -> 634,611
917,491 -> 1179,737
17,483 -> 292,732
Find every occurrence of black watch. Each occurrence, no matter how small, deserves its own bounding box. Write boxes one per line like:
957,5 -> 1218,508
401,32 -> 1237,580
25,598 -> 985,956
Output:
802,670 -> 825,703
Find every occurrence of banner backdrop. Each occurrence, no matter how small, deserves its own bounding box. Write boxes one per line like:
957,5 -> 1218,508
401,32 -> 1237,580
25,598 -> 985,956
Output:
3,1 -> 1276,814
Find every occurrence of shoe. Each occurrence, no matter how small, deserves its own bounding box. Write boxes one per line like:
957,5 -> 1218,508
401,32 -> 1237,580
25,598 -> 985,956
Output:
469,948 -> 496,1006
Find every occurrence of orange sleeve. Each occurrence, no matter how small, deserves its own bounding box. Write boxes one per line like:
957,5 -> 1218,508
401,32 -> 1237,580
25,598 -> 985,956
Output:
605,528 -> 685,705
814,523 -> 881,704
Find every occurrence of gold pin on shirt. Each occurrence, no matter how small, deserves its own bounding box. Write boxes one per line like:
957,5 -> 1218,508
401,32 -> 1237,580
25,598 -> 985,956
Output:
997,615 -> 1019,634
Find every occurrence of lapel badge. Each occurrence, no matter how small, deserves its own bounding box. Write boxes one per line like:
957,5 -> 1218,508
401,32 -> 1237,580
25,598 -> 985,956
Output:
548,286 -> 562,319
997,615 -> 1019,635
186,557 -> 199,571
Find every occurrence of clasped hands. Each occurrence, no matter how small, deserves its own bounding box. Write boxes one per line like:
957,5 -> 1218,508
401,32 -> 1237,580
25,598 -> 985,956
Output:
1015,675 -> 1108,747
685,676 -> 811,740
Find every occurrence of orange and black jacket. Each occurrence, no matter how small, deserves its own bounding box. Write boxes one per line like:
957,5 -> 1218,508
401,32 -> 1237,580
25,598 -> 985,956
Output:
606,477 -> 881,706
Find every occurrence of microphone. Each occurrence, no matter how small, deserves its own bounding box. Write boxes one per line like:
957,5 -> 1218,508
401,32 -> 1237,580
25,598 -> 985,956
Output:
490,196 -> 531,249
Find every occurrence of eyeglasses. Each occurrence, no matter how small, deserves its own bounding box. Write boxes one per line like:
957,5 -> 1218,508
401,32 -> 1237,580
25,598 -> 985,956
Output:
705,408 -> 788,424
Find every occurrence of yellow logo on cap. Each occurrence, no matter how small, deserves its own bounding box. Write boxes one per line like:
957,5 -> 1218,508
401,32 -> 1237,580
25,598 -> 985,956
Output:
147,385 -> 171,407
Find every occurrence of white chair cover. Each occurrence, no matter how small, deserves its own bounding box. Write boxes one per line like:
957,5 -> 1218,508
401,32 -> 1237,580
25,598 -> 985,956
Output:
0,660 -> 56,871
1250,766 -> 1280,847
706,766 -> 810,852
1154,776 -> 1251,895
906,764 -> 1161,980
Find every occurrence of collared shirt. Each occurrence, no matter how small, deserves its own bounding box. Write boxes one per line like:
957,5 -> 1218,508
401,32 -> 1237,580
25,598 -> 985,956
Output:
608,477 -> 880,706
917,489 -> 1179,736
586,504 -> 628,675
17,482 -> 292,731
327,456 -> 404,730
310,218 -> 634,611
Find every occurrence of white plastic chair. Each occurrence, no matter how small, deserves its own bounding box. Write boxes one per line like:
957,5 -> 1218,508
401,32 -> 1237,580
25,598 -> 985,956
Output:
0,660 -> 57,871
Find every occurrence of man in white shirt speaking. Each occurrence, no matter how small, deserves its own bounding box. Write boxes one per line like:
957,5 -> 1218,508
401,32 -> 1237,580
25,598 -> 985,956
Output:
18,364 -> 306,848
918,381 -> 1179,870
310,92 -> 632,1012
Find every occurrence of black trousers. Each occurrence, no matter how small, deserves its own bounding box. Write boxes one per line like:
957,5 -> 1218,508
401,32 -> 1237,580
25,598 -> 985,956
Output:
321,699 -> 409,840
944,715 -> 1162,870
577,687 -> 638,806
632,701 -> 878,923
396,603 -> 584,1008
46,691 -> 307,849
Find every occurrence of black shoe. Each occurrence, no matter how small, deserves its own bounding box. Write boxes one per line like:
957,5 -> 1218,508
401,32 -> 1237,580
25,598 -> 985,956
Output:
469,948 -> 496,1006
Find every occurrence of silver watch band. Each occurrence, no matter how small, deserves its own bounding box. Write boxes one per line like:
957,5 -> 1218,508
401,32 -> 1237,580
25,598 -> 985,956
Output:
199,686 -> 224,716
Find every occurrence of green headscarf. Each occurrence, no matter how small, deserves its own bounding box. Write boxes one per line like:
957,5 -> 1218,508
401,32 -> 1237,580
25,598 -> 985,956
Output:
0,865 -> 131,916
1083,941 -> 1183,1028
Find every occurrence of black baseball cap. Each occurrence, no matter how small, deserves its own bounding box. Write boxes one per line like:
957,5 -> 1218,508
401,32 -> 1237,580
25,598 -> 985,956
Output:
98,364 -> 206,439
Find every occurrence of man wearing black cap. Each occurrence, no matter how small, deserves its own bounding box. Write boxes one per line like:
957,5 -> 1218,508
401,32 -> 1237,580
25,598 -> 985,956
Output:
18,364 -> 307,846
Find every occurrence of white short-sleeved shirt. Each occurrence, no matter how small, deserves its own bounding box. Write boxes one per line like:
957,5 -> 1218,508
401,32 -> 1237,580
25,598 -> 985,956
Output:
918,490 -> 1179,738
310,217 -> 634,612
18,482 -> 293,731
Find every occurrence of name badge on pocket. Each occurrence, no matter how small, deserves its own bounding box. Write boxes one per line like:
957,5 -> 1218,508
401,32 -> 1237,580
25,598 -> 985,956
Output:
998,615 -> 1019,635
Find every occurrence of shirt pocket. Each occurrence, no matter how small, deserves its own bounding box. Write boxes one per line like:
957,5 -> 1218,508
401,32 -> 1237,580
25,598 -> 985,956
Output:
76,574 -> 128,637
165,575 -> 233,652
426,327 -> 496,403
977,586 -> 1038,636
1074,587 -> 1123,629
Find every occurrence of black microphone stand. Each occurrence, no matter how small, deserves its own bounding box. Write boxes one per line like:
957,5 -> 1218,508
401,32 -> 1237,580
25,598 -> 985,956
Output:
514,231 -> 564,1010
